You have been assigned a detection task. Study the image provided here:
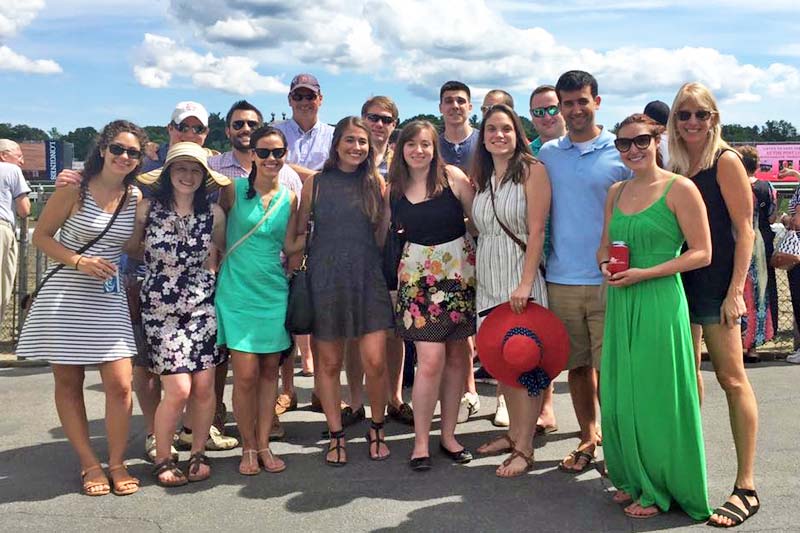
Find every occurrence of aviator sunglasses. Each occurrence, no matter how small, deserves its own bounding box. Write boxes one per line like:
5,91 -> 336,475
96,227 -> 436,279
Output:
291,92 -> 318,101
614,134 -> 654,153
231,120 -> 260,131
108,143 -> 142,159
172,122 -> 207,134
675,110 -> 714,122
365,113 -> 396,125
530,105 -> 560,118
253,147 -> 287,159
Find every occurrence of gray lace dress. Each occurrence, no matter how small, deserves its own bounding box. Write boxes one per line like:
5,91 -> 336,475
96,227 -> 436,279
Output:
308,168 -> 394,340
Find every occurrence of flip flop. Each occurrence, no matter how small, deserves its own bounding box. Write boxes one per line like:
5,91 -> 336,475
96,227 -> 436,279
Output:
624,502 -> 661,519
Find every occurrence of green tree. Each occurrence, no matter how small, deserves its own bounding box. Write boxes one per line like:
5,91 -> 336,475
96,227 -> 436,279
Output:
63,126 -> 98,160
48,127 -> 63,140
204,112 -> 229,153
7,124 -> 49,141
519,116 -> 534,141
398,114 -> 443,131
143,125 -> 168,146
761,120 -> 798,142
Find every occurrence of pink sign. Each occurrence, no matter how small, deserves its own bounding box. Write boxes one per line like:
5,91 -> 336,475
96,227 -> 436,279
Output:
755,144 -> 800,182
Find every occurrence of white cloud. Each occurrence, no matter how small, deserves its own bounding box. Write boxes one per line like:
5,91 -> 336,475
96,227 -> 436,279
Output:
0,0 -> 44,38
0,45 -> 61,74
134,33 -> 288,94
144,0 -> 800,105
0,0 -> 62,75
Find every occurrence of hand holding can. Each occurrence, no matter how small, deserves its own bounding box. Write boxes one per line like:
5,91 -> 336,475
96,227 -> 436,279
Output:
607,241 -> 630,275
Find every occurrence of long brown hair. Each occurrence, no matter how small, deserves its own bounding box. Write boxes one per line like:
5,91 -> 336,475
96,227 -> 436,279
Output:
322,116 -> 383,224
388,120 -> 447,200
470,104 -> 536,192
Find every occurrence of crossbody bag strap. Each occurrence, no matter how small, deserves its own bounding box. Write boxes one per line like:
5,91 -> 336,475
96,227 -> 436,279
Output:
30,186 -> 130,300
298,173 -> 321,268
223,187 -> 287,262
488,177 -> 527,252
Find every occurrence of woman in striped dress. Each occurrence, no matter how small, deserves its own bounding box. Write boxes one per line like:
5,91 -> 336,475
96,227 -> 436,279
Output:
16,120 -> 145,497
470,105 -> 552,477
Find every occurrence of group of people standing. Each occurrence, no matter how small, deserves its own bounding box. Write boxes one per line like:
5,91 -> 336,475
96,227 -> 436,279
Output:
15,69 -> 766,528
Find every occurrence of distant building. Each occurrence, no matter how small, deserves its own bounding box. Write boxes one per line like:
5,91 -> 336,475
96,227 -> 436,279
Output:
19,141 -> 74,182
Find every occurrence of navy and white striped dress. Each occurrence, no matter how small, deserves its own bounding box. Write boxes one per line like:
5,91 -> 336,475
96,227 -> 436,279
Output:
16,187 -> 140,364
473,172 -> 548,325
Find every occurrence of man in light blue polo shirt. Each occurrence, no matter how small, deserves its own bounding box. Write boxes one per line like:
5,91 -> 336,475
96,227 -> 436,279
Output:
538,70 -> 632,474
274,73 -> 335,181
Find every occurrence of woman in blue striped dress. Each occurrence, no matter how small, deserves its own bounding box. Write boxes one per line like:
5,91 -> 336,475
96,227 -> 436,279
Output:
17,121 -> 145,497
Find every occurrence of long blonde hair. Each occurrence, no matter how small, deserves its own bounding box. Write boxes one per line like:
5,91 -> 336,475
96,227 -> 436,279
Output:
667,82 -> 732,175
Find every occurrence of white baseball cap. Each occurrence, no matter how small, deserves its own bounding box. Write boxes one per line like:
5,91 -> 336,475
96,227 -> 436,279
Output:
170,101 -> 209,127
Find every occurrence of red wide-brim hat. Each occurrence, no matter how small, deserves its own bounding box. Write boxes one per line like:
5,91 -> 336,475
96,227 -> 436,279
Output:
477,302 -> 570,394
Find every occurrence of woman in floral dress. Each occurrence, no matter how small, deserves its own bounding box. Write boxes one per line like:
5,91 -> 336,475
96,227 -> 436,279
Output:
129,142 -> 229,486
385,120 -> 477,471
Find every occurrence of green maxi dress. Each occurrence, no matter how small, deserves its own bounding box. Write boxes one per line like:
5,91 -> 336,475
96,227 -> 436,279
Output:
216,180 -> 292,354
600,178 -> 711,521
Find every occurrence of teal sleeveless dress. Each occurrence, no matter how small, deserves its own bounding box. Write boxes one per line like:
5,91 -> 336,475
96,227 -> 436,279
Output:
600,177 -> 711,521
216,179 -> 292,354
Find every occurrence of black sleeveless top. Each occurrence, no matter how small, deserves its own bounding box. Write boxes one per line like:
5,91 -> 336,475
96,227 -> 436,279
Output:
394,186 -> 466,246
681,150 -> 736,304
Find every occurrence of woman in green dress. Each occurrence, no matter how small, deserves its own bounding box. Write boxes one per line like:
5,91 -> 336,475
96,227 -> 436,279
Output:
216,126 -> 305,476
597,113 -> 712,520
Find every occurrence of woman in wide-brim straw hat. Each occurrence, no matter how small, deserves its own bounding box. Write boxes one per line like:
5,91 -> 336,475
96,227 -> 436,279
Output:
127,141 -> 230,486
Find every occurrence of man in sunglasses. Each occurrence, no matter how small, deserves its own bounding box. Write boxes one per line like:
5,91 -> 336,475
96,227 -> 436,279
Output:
273,73 -> 335,182
141,101 -> 217,172
529,85 -> 566,157
537,71 -> 632,474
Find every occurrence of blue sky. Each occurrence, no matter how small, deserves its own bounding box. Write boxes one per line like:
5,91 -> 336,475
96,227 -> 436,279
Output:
2,0 -> 799,135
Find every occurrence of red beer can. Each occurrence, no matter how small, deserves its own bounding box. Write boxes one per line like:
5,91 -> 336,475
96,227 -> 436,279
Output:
607,241 -> 629,274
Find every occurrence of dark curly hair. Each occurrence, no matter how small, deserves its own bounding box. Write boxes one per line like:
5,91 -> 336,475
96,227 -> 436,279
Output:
80,120 -> 148,203
245,126 -> 288,200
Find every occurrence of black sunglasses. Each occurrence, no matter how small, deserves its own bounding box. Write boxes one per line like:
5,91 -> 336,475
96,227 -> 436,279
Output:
614,134 -> 654,153
172,122 -> 207,134
531,105 -> 560,118
365,113 -> 395,125
253,147 -> 287,159
675,110 -> 714,122
108,143 -> 142,159
290,92 -> 318,101
231,120 -> 260,131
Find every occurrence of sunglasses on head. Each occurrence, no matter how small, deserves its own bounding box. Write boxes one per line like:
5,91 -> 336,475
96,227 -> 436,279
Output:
173,122 -> 207,134
231,120 -> 260,131
530,105 -> 560,118
614,134 -> 654,153
291,92 -> 318,101
675,110 -> 714,122
365,113 -> 395,125
108,143 -> 142,159
253,147 -> 287,159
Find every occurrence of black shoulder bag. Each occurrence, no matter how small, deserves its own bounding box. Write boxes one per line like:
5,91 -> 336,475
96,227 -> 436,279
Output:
381,187 -> 406,290
22,187 -> 130,314
285,175 -> 320,335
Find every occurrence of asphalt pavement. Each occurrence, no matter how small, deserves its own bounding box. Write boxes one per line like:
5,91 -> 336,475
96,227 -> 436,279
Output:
0,359 -> 797,532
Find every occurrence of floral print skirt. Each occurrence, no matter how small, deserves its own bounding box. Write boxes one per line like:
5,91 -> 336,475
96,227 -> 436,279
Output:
396,234 -> 476,342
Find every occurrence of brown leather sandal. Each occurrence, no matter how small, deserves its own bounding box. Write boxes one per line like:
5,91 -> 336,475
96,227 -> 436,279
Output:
477,433 -> 515,456
187,452 -> 211,482
80,464 -> 110,497
108,464 -> 140,495
497,449 -> 535,478
152,458 -> 187,487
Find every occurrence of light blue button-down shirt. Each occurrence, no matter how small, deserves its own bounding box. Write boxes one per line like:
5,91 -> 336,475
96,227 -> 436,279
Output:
538,128 -> 633,285
273,118 -> 335,171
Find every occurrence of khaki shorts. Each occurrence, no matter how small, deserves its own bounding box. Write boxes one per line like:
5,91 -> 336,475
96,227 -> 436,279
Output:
546,283 -> 606,370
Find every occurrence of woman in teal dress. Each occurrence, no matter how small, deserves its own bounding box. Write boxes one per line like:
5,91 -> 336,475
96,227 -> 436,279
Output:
597,114 -> 713,520
217,126 -> 305,476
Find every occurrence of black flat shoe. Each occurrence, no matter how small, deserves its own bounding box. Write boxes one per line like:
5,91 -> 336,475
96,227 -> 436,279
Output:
341,405 -> 366,428
439,443 -> 473,464
409,456 -> 431,471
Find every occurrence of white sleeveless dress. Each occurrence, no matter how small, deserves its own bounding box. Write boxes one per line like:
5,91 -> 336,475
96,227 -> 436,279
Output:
473,173 -> 548,324
16,188 -> 140,364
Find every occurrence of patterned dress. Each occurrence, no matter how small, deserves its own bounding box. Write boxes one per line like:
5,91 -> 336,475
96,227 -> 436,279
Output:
17,188 -> 140,364
742,191 -> 774,350
141,202 -> 223,374
394,186 -> 476,341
